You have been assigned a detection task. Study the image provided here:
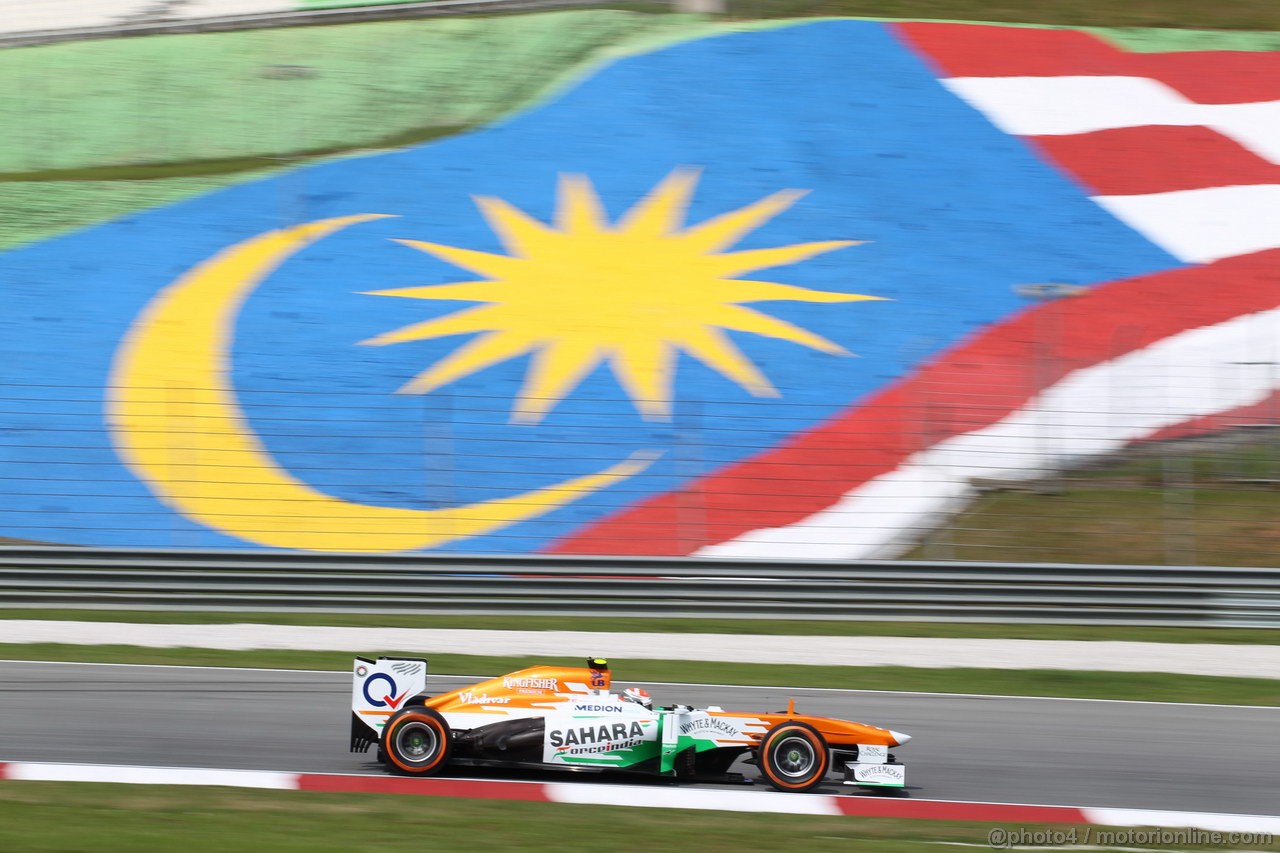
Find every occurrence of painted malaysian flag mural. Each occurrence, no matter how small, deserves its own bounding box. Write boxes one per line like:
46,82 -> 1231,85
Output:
0,20 -> 1276,556
559,22 -> 1280,558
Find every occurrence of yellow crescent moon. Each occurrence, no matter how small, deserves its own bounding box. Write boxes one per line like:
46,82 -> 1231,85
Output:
106,214 -> 655,553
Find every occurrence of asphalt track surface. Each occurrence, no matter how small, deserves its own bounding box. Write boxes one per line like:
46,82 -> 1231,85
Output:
1,661 -> 1277,816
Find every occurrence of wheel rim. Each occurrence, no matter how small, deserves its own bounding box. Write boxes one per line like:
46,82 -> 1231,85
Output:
773,735 -> 816,778
394,720 -> 439,765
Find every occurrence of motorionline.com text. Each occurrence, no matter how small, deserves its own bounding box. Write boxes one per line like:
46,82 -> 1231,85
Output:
987,826 -> 1273,849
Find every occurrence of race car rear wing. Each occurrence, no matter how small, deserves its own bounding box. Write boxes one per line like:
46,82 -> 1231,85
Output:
350,656 -> 428,753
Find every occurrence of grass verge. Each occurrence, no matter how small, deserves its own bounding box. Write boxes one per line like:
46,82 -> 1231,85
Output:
3,11 -> 1275,182
4,644 -> 1277,705
0,12 -> 707,176
0,783 -> 1197,853
726,0 -> 1280,29
905,433 -> 1280,566
2,9 -> 1276,257
2,609 -> 1276,645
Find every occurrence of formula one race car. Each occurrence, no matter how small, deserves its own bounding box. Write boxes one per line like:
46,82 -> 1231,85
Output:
350,656 -> 910,792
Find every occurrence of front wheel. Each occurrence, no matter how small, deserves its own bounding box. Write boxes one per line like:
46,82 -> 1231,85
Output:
381,707 -> 453,776
758,722 -> 830,792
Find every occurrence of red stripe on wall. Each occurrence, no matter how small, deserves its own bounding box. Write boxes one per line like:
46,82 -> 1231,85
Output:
895,23 -> 1124,79
1126,50 -> 1280,105
895,23 -> 1280,105
548,250 -> 1280,556
1030,126 -> 1280,196
297,773 -> 553,801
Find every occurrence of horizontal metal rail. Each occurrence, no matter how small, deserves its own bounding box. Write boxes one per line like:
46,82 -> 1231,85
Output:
0,0 -> 610,48
0,546 -> 1277,627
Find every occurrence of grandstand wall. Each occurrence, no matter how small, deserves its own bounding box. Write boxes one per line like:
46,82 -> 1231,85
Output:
0,16 -> 1277,561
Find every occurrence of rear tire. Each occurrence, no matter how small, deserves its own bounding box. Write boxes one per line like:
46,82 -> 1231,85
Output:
758,722 -> 830,792
381,707 -> 453,776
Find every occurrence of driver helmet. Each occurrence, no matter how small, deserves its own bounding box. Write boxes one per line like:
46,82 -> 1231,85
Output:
621,687 -> 653,710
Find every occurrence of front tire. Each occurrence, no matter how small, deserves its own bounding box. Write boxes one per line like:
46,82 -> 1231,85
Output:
381,707 -> 453,776
758,722 -> 830,792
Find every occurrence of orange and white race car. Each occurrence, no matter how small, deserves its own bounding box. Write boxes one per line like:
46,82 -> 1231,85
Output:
350,656 -> 910,792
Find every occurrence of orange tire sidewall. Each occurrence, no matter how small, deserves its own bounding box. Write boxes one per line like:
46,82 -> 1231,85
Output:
760,724 -> 829,791
384,710 -> 449,775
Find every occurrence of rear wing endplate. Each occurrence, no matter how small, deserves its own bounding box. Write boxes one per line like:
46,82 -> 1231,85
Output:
350,656 -> 428,753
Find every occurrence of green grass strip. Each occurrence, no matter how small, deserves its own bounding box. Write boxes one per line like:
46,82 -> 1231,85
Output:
3,11 -> 1277,255
301,0 -> 431,7
2,11 -> 1276,181
4,609 -> 1277,645
0,11 -> 708,176
0,785 -> 1161,853
4,644 -> 1277,705
1093,24 -> 1280,51
741,0 -> 1280,29
904,486 -> 1280,567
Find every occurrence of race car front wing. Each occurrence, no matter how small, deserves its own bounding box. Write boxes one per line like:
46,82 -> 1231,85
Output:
842,743 -> 906,788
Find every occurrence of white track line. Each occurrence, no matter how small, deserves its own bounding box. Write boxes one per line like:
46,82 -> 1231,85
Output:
5,762 -> 295,789
4,760 -> 1280,831
5,622 -> 1279,678
1,659 -> 1276,710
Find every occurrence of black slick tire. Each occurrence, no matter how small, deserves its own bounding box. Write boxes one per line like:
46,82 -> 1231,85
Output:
758,722 -> 830,792
381,706 -> 453,776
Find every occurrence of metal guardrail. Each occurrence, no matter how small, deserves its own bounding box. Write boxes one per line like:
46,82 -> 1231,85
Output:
0,546 -> 1277,627
0,0 -> 610,48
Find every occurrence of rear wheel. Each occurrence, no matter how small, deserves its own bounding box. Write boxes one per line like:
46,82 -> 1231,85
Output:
758,722 -> 830,792
381,707 -> 453,776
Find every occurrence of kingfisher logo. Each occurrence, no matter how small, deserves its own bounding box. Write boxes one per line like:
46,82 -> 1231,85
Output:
502,676 -> 558,691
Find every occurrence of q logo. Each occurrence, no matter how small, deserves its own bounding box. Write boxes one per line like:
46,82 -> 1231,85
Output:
362,673 -> 408,710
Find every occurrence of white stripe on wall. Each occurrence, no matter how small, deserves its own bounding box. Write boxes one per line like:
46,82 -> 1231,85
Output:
943,76 -> 1280,164
4,762 -> 297,789
0,1 -> 302,37
1083,807 -> 1280,834
547,782 -> 845,815
700,303 -> 1280,559
1094,185 -> 1280,263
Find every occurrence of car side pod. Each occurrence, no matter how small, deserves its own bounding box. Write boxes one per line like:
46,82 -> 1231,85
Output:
842,742 -> 907,789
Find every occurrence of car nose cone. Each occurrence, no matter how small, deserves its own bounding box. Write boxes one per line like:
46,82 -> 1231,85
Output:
889,730 -> 912,745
